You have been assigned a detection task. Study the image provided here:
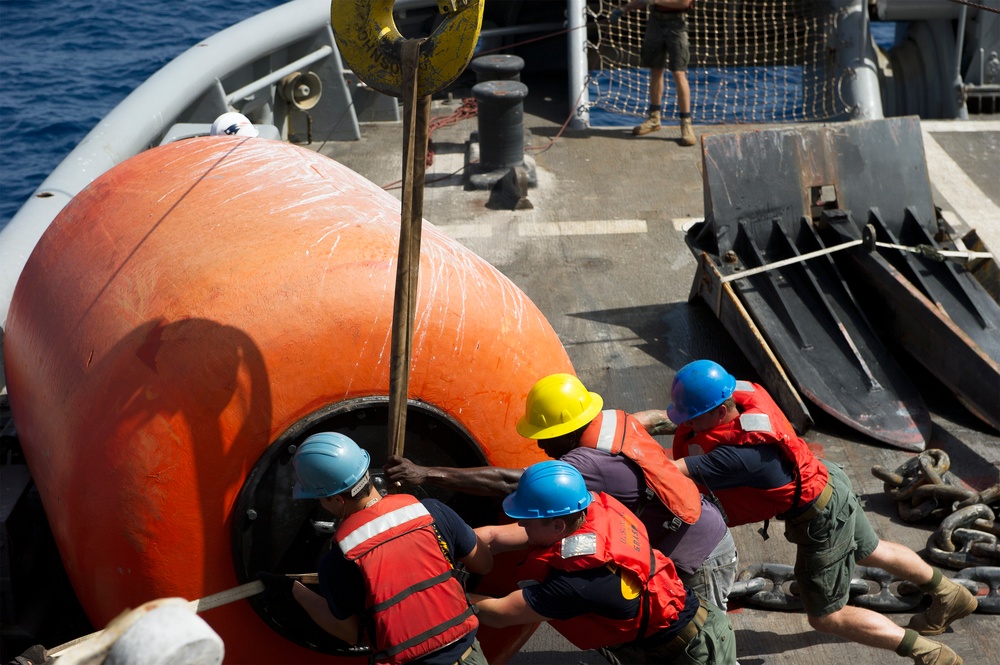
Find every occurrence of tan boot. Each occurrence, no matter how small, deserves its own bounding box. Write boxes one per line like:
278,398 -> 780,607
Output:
632,110 -> 661,136
910,635 -> 962,665
679,117 -> 696,146
908,569 -> 978,636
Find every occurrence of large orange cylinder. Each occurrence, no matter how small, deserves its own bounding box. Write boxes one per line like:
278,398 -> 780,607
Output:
4,137 -> 572,663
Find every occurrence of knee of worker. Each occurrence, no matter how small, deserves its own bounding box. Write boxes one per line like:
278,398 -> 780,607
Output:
806,609 -> 848,634
858,539 -> 918,568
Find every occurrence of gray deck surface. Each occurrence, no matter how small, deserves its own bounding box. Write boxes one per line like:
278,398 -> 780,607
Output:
311,76 -> 1000,664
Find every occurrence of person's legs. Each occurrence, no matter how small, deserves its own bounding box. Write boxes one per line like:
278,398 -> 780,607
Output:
649,68 -> 666,109
664,15 -> 694,145
808,611 -> 960,664
789,464 -> 966,662
460,638 -> 488,665
859,539 -> 933,585
633,68 -> 665,136
672,70 -> 691,115
680,601 -> 737,665
808,604 -> 905,650
678,529 -> 738,610
635,14 -> 668,136
672,70 -> 695,145
861,542 -> 978,636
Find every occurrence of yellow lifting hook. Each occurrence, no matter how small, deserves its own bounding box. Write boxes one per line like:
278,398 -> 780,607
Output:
330,0 -> 485,98
329,1 -> 484,467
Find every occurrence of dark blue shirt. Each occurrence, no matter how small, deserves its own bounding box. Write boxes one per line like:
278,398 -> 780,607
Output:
683,443 -> 795,490
318,498 -> 476,664
522,563 -> 700,646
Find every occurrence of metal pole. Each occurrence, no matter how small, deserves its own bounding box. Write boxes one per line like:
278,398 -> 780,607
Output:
567,0 -> 589,129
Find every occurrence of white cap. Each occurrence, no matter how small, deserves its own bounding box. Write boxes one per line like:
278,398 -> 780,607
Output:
210,112 -> 259,137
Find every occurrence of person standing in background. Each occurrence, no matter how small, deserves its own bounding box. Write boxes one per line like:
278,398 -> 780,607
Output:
613,0 -> 697,146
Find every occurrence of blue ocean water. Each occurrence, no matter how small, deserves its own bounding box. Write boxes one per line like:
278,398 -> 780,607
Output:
0,2 -> 899,230
0,0 -> 285,230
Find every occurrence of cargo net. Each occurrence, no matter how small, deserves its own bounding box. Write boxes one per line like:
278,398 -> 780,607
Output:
588,0 -> 847,124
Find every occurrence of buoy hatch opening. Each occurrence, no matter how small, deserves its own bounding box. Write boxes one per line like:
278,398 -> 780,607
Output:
232,397 -> 498,654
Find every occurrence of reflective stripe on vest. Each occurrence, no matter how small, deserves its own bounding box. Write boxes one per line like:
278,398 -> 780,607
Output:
579,411 -> 701,524
334,495 -> 478,665
338,501 -> 431,557
525,493 -> 687,650
594,412 -> 619,453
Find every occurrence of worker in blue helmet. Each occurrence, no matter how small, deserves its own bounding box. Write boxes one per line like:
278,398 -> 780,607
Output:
385,373 -> 739,612
470,460 -> 736,664
668,359 -> 975,665
261,432 -> 493,665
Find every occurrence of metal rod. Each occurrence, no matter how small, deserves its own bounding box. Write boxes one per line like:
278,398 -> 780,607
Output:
226,45 -> 333,104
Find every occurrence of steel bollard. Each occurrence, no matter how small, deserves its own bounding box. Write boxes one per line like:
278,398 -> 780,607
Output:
471,80 -> 529,172
470,54 -> 525,82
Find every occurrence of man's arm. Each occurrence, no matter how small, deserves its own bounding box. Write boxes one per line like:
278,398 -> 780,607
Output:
631,409 -> 678,435
384,456 -> 522,496
470,590 -> 552,628
672,456 -> 690,477
474,522 -> 530,555
292,582 -> 359,645
458,534 -> 494,576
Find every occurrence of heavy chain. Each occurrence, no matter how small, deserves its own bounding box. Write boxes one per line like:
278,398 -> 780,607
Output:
927,503 -> 1000,569
873,450 -> 969,522
730,564 -> 1000,614
872,449 -> 1000,569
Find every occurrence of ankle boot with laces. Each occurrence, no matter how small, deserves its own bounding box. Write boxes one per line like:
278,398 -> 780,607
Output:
633,110 -> 661,136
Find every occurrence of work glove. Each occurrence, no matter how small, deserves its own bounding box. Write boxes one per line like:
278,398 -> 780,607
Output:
609,8 -> 624,23
10,645 -> 53,665
256,571 -> 295,603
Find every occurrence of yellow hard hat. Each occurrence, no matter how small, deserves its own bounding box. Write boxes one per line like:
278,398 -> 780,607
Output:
516,374 -> 604,440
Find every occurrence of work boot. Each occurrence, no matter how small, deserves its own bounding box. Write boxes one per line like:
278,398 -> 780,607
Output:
909,635 -> 962,664
908,569 -> 978,636
679,117 -> 696,146
632,110 -> 661,136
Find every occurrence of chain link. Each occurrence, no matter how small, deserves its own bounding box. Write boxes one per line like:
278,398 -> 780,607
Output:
729,564 -> 1000,614
872,449 -> 1000,569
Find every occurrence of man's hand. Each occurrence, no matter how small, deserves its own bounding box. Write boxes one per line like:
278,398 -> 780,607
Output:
384,455 -> 430,486
632,409 -> 678,435
13,645 -> 53,665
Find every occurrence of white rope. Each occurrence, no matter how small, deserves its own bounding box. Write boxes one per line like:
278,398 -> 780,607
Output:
720,236 -> 994,283
720,238 -> 862,282
50,574 -> 318,658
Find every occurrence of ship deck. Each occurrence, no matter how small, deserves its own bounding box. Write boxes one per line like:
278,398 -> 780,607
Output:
309,72 -> 1000,663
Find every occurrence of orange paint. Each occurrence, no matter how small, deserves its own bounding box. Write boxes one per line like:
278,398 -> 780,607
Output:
5,137 -> 573,663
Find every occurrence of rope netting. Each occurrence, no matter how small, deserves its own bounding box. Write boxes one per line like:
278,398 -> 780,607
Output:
588,0 -> 849,124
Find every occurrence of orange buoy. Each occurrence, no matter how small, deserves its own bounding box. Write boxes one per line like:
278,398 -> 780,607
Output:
4,137 -> 573,663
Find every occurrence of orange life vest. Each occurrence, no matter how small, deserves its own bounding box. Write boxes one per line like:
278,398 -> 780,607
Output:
578,410 -> 702,525
335,494 -> 477,664
518,492 -> 687,650
672,381 -> 829,526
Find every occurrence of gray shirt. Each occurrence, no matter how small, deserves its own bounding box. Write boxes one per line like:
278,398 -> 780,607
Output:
560,446 -> 727,574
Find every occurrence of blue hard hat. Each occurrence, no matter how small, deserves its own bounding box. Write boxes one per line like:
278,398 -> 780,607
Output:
292,432 -> 370,499
667,360 -> 737,424
503,460 -> 592,519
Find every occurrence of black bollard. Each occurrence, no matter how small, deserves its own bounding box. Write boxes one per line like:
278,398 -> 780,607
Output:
471,80 -> 529,172
469,54 -> 525,83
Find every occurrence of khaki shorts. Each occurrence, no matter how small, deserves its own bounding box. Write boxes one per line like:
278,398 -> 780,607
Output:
783,462 -> 880,617
640,12 -> 690,72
